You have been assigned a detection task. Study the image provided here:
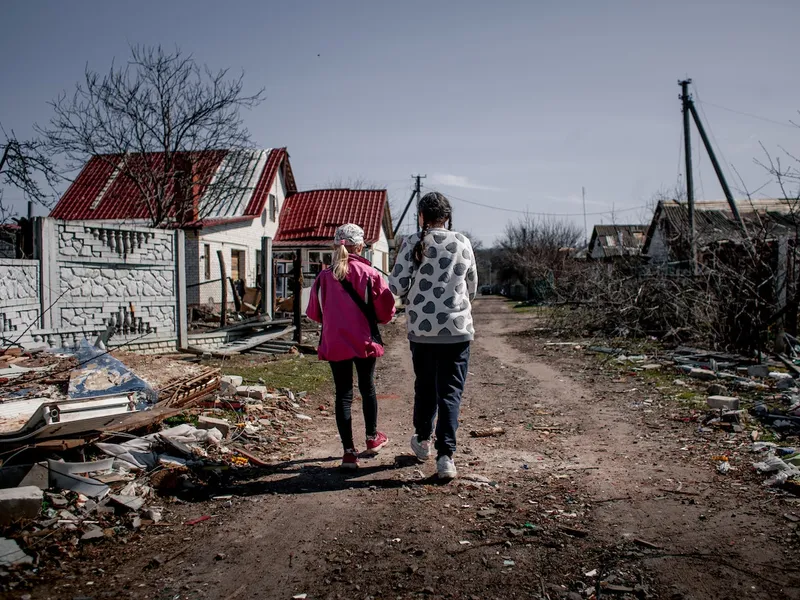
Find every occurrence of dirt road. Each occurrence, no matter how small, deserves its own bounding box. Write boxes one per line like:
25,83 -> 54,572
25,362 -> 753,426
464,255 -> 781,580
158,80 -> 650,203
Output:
21,297 -> 800,600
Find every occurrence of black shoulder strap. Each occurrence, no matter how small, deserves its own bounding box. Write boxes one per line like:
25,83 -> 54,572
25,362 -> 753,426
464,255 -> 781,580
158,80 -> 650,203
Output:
340,278 -> 382,341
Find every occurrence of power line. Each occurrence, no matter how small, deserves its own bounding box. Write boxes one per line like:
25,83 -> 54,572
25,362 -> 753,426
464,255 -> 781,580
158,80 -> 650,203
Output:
421,184 -> 648,217
693,85 -> 741,196
696,99 -> 797,129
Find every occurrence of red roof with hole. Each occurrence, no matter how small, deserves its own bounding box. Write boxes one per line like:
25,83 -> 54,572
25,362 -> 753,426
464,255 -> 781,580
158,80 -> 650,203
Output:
49,148 -> 295,226
274,189 -> 392,247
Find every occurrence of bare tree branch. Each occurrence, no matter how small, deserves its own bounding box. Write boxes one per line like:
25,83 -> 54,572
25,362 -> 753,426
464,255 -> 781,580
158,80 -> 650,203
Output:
39,45 -> 264,227
0,124 -> 60,220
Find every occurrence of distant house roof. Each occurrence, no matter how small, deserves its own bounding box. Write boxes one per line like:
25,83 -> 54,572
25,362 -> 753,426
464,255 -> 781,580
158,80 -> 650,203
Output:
588,224 -> 647,258
49,148 -> 296,226
642,198 -> 800,259
274,189 -> 392,247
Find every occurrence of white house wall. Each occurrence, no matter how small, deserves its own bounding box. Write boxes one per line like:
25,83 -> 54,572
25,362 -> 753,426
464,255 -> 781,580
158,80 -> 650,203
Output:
188,168 -> 288,307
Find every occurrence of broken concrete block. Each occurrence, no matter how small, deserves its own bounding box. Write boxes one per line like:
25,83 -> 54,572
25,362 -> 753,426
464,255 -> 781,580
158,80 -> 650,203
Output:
108,494 -> 145,512
770,372 -> 794,381
748,365 -> 770,378
0,486 -> 43,525
707,383 -> 729,396
0,537 -> 32,567
197,415 -> 231,438
707,396 -> 741,410
688,368 -> 716,381
220,375 -> 244,396
777,377 -> 797,391
81,525 -> 105,541
236,385 -> 268,401
222,375 -> 244,387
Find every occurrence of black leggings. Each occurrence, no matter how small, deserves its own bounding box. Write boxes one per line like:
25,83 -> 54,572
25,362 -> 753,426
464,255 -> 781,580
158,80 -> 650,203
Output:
329,357 -> 378,450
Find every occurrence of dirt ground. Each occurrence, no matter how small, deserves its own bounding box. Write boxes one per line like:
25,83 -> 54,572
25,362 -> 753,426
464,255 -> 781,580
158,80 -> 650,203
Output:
11,297 -> 800,600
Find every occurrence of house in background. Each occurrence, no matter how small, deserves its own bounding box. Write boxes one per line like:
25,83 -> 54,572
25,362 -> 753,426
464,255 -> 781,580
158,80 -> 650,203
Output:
642,199 -> 798,265
49,148 -> 297,310
273,188 -> 393,312
587,224 -> 647,260
49,148 -> 395,316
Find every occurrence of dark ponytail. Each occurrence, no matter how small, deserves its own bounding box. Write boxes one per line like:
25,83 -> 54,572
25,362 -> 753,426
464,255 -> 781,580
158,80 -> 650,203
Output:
412,191 -> 453,266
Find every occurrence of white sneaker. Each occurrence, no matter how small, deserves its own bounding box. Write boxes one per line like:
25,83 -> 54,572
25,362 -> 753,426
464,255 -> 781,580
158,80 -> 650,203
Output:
410,434 -> 433,461
437,455 -> 457,480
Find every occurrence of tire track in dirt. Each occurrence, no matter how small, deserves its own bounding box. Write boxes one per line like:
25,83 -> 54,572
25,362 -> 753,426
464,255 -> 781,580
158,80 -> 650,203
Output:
475,297 -> 800,599
19,298 -> 800,600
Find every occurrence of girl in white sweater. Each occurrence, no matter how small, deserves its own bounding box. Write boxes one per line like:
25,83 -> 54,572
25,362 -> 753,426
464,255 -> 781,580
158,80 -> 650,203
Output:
389,192 -> 478,480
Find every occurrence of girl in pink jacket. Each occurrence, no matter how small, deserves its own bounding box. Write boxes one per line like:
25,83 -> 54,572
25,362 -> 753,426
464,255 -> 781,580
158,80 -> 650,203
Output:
307,224 -> 396,469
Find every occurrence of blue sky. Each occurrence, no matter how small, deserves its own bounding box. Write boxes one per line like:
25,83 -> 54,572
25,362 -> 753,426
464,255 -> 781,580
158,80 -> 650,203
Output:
2,0 -> 799,244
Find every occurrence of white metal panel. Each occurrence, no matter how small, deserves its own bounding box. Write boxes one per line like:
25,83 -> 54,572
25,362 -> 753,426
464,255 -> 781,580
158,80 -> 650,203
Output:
200,149 -> 271,219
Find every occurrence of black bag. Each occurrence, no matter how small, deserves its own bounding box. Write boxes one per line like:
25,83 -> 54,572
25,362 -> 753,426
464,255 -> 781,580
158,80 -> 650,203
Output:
339,278 -> 384,347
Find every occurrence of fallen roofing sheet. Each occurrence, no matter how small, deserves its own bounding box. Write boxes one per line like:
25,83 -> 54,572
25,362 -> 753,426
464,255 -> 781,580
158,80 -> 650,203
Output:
186,325 -> 295,357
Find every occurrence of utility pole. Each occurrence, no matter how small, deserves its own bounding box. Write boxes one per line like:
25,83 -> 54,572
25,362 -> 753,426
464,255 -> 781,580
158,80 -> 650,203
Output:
413,174 -> 425,232
582,186 -> 588,246
394,174 -> 426,237
686,100 -> 745,233
679,79 -> 698,275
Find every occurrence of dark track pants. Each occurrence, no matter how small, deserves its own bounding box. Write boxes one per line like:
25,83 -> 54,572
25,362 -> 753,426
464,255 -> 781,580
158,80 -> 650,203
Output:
410,341 -> 471,458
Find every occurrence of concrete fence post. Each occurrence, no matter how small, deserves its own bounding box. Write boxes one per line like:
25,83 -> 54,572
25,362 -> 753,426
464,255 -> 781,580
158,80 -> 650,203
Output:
174,229 -> 188,350
37,218 -> 58,329
261,236 -> 273,318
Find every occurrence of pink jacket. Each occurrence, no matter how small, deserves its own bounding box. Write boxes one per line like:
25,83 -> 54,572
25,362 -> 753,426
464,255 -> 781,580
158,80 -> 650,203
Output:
307,255 -> 396,362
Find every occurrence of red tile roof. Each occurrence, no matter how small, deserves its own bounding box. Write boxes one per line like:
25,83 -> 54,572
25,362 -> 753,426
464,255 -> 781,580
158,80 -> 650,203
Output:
274,189 -> 391,247
49,148 -> 295,225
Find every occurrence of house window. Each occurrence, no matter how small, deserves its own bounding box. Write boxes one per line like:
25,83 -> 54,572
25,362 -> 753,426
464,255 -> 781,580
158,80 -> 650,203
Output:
363,247 -> 373,264
203,244 -> 211,280
231,249 -> 246,282
269,194 -> 278,222
308,251 -> 333,276
256,250 -> 263,285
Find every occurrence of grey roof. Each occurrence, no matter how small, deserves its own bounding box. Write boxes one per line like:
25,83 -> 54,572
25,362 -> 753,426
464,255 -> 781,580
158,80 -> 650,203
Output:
588,224 -> 648,258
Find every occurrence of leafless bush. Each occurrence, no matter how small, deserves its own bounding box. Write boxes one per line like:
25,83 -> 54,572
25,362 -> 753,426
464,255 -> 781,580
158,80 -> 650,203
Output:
494,216 -> 583,298
496,198 -> 800,353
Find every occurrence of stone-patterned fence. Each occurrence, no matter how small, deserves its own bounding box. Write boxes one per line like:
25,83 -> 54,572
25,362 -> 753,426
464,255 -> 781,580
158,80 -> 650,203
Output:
0,219 -> 186,353
0,259 -> 41,346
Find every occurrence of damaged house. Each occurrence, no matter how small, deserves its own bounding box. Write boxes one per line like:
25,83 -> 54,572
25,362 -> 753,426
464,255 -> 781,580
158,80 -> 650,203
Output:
49,149 -> 394,316
642,198 -> 800,343
643,199 -> 800,266
49,148 -> 297,311
273,188 -> 394,312
587,224 -> 647,260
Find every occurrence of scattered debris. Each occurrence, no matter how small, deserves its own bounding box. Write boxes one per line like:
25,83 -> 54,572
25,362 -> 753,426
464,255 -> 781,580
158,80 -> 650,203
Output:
469,427 -> 506,438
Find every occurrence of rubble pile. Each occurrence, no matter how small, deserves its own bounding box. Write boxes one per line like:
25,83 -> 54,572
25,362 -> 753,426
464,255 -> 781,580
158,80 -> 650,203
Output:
0,375 -> 317,577
585,344 -> 800,490
0,334 -> 321,578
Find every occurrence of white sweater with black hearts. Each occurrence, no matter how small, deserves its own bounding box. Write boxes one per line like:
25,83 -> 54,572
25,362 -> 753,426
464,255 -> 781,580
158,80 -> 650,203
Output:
388,228 -> 478,343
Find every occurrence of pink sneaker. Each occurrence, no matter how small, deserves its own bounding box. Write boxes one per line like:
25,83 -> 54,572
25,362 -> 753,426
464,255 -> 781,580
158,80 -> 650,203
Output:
365,432 -> 389,454
341,449 -> 359,469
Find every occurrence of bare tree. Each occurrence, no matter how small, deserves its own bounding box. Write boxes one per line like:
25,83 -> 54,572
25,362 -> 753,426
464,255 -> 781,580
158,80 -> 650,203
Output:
495,216 -> 582,299
0,125 -> 60,223
40,45 -> 264,227
460,230 -> 484,251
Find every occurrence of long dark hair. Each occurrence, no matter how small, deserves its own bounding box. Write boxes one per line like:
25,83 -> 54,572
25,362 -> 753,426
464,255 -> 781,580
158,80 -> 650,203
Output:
413,191 -> 453,266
